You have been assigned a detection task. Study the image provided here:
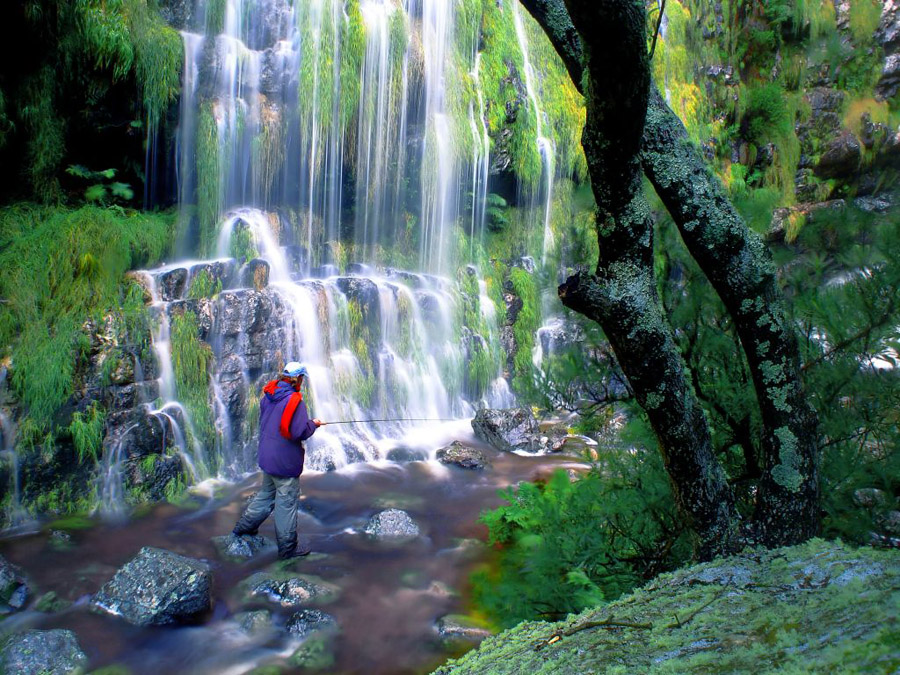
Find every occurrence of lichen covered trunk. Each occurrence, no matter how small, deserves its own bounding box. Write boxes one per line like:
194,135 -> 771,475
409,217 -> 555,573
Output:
641,86 -> 820,546
557,0 -> 740,558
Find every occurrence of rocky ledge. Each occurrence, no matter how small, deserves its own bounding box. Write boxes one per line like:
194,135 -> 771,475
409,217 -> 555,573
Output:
434,539 -> 899,674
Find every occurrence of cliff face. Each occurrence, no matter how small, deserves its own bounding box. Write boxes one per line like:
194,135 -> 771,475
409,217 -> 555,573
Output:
435,539 -> 900,674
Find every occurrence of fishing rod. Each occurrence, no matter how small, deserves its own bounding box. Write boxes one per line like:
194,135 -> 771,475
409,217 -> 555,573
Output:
323,417 -> 459,425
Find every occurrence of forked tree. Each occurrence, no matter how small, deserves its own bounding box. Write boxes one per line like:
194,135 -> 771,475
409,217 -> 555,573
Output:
519,0 -> 819,558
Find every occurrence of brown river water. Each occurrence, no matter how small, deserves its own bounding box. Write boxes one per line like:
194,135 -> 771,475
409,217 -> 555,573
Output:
0,428 -> 584,674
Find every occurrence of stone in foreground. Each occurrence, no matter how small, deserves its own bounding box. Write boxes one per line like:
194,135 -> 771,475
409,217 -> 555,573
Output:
364,508 -> 420,541
287,608 -> 338,638
93,546 -> 212,626
212,533 -> 276,561
0,629 -> 88,675
433,539 -> 900,674
436,441 -> 491,470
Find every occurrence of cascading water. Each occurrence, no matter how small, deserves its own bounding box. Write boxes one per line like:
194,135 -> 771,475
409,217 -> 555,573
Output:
0,411 -> 27,528
118,0 -> 572,485
512,1 -> 556,267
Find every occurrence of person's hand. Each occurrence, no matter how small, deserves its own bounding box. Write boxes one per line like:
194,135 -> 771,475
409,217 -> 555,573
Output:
313,418 -> 326,427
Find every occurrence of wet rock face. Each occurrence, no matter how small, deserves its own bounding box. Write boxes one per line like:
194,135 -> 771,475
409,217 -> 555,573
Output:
364,508 -> 420,540
436,441 -> 491,470
189,260 -> 238,293
157,267 -> 189,301
814,132 -> 862,179
0,554 -> 28,611
0,629 -> 88,675
472,407 -> 543,453
287,608 -> 338,638
92,546 -> 212,626
241,258 -> 270,290
877,1 -> 900,98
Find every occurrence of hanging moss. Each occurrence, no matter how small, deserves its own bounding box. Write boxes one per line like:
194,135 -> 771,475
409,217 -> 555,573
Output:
186,269 -> 222,299
125,0 -> 183,124
196,100 -> 221,256
170,310 -> 215,451
340,0 -> 366,130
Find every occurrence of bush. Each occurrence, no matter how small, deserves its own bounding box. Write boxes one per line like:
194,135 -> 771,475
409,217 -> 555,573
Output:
473,440 -> 690,628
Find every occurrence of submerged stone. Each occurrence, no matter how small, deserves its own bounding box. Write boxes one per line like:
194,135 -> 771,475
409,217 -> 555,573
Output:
213,533 -> 276,561
246,572 -> 340,607
364,509 -> 420,541
0,629 -> 88,675
233,609 -> 275,635
92,546 -> 212,626
289,634 -> 336,671
436,441 -> 491,470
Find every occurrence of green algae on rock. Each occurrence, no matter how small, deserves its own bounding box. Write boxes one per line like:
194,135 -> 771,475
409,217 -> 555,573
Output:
434,539 -> 899,674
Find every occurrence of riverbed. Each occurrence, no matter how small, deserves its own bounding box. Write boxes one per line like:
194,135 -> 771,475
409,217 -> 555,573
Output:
0,425 -> 584,674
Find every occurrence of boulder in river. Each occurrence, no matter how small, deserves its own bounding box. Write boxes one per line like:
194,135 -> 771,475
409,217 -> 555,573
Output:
436,441 -> 491,470
212,533 -> 276,561
245,571 -> 340,607
0,629 -> 88,675
364,508 -> 420,541
0,553 -> 29,612
92,546 -> 212,626
472,407 -> 543,453
286,608 -> 338,638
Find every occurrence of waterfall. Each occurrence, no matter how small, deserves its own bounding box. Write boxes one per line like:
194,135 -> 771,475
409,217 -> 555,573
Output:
512,2 -> 556,267
130,0 -> 576,480
0,411 -> 28,527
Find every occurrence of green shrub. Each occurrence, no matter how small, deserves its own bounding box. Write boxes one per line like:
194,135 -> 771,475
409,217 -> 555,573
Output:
473,442 -> 690,628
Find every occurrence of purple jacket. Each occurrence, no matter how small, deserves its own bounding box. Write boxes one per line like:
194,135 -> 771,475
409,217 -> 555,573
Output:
257,380 -> 317,477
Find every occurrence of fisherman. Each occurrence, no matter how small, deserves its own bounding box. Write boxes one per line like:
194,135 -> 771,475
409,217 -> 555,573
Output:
232,361 -> 325,558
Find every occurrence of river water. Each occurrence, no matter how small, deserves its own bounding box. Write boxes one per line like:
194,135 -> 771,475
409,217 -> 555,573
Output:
0,423 -> 583,674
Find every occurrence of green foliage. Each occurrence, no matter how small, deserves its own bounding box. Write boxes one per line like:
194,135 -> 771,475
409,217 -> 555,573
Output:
0,204 -> 173,430
777,205 -> 900,544
68,402 -> 105,464
228,223 -> 258,262
66,165 -> 133,205
473,444 -> 689,628
186,269 -> 222,299
743,84 -> 790,144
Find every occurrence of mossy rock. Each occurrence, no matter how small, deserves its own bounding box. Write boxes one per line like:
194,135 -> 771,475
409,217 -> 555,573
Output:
242,571 -> 341,607
289,634 -> 336,671
434,539 -> 900,674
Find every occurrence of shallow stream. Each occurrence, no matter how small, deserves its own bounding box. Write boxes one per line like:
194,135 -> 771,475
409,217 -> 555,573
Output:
0,423 -> 583,674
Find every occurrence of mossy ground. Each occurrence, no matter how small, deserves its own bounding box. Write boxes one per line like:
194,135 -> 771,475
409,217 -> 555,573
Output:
436,539 -> 899,674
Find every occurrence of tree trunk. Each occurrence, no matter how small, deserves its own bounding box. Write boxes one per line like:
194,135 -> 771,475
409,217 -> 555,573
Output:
521,0 -> 820,548
640,87 -> 819,545
554,0 -> 740,559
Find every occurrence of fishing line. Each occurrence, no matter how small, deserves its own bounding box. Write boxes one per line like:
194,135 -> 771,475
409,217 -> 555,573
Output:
323,417 -> 459,425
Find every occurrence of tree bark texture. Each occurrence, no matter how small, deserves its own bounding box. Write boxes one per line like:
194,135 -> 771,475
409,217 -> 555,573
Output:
521,0 -> 820,549
555,0 -> 740,559
641,87 -> 819,546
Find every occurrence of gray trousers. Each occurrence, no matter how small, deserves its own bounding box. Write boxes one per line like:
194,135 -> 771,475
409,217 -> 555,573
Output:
233,473 -> 300,557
